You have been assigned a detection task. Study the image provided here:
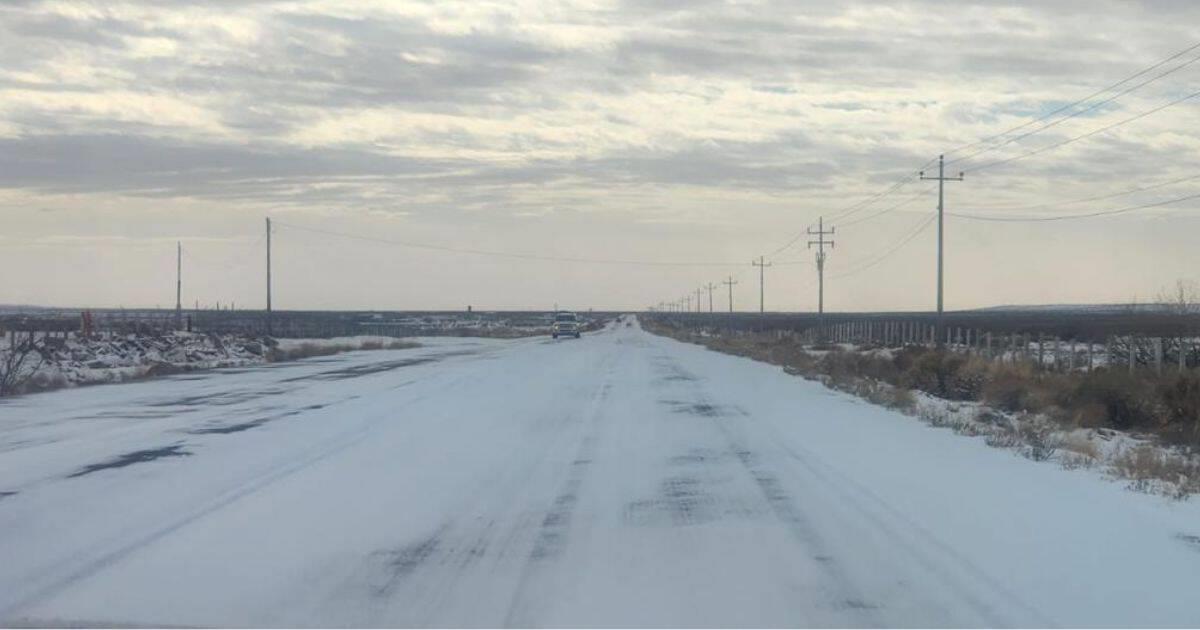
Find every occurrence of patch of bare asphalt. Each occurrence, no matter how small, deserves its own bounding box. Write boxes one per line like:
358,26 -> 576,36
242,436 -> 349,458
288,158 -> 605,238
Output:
658,399 -> 726,417
67,444 -> 192,478
280,349 -> 478,383
144,388 -> 292,408
530,439 -> 597,562
625,475 -> 719,527
187,409 -> 301,435
1175,533 -> 1200,551
73,409 -> 193,421
668,447 -> 719,466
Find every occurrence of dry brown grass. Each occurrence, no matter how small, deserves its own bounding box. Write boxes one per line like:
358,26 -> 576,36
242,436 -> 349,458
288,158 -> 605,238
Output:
1110,444 -> 1200,499
267,338 -> 419,362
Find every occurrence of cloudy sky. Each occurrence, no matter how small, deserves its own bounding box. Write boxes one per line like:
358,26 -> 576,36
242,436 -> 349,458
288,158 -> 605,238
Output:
2,0 -> 1199,312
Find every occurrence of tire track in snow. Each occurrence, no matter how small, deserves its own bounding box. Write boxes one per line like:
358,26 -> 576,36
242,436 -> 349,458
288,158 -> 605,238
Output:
0,345 -> 517,621
655,357 -> 884,626
345,335 -> 621,627
648,331 -> 1052,626
503,369 -> 614,627
764,429 -> 1054,627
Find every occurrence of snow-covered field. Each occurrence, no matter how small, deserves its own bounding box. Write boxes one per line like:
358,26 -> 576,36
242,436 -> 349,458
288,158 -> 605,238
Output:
1,318 -> 1199,627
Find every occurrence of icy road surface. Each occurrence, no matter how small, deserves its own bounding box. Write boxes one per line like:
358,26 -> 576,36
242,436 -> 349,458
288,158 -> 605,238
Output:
1,317 -> 1199,627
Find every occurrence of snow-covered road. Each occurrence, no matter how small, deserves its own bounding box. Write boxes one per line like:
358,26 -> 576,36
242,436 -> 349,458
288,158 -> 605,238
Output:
1,317 -> 1198,627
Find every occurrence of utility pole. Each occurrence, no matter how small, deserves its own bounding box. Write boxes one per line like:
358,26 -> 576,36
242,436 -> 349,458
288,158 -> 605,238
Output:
175,241 -> 182,330
807,216 -> 835,315
705,282 -> 717,313
920,154 -> 963,344
695,287 -> 703,313
265,217 -> 273,336
684,294 -> 692,313
752,256 -> 772,313
723,276 -> 738,313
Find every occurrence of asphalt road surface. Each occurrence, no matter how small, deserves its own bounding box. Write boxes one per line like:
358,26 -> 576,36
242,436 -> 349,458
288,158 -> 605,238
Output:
1,317 -> 1198,627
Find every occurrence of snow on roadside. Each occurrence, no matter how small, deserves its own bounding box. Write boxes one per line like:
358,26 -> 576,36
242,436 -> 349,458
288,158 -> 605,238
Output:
0,333 -> 425,394
799,357 -> 1200,500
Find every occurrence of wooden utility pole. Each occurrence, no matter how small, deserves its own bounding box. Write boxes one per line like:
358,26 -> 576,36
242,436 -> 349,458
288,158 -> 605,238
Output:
723,276 -> 738,313
704,282 -> 718,313
175,241 -> 182,330
807,216 -> 835,315
920,154 -> 963,344
752,256 -> 772,313
696,287 -> 703,313
266,217 -> 273,336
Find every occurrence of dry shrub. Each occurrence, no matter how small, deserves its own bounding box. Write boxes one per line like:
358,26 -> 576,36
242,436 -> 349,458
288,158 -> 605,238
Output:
1059,432 -> 1101,461
144,361 -> 185,377
984,428 -> 1022,449
1070,402 -> 1109,429
1157,372 -> 1200,446
980,362 -> 1039,412
1111,444 -> 1200,498
387,340 -> 419,350
901,351 -> 986,400
918,405 -> 953,428
359,340 -> 384,351
22,371 -> 68,394
1016,415 -> 1060,461
1067,370 -> 1159,431
268,342 -> 351,362
884,387 -> 917,413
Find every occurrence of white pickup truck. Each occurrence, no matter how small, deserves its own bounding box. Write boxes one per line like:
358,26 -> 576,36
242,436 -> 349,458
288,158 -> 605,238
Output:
552,312 -> 582,339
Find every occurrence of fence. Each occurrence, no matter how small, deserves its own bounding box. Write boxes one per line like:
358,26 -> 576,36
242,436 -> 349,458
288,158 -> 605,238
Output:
798,319 -> 1200,373
0,311 -> 180,339
649,313 -> 1200,375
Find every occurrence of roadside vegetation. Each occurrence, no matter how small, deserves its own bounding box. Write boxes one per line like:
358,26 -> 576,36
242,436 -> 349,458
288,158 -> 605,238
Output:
265,338 -> 417,362
644,318 -> 1200,499
0,332 -> 421,397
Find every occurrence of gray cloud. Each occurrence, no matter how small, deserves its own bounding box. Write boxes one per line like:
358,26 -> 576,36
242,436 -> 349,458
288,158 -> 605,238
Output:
2,0 -> 1200,310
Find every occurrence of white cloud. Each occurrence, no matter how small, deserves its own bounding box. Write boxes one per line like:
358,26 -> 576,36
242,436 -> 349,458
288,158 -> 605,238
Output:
1,0 -> 1199,310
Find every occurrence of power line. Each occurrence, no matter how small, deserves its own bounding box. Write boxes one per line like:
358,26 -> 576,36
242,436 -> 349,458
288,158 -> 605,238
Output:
839,185 -> 937,228
966,87 -> 1200,173
273,220 -> 750,268
944,39 -> 1200,160
829,213 -> 937,281
954,171 -> 1200,216
948,190 -> 1200,222
765,157 -> 938,259
947,48 -> 1200,168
